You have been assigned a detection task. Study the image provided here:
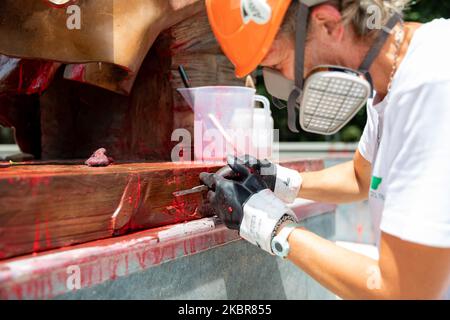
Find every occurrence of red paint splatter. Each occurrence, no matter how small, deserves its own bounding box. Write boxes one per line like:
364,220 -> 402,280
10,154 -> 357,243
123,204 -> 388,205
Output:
167,189 -> 202,223
27,61 -> 59,95
31,212 -> 52,253
136,251 -> 147,269
87,266 -> 93,287
183,239 -> 188,255
134,175 -> 141,209
12,285 -> 23,300
56,271 -> 67,284
46,278 -> 54,299
44,213 -> 51,248
69,64 -> 86,82
18,63 -> 23,92
189,238 -> 197,254
167,244 -> 176,260
25,281 -> 33,298
29,176 -> 51,196
125,255 -> 129,275
33,217 -> 40,253
151,248 -> 163,265
25,279 -> 46,299
110,258 -> 119,280
357,223 -> 364,243
214,230 -> 226,245
99,264 -> 103,282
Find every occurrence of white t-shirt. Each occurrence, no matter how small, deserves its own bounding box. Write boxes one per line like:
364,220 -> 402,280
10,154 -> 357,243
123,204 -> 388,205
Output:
358,18 -> 450,250
359,19 -> 450,299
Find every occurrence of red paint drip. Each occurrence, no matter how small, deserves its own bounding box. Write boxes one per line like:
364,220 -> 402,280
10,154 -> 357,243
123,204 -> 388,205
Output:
134,175 -> 141,209
18,63 -> 23,92
110,258 -> 119,280
69,64 -> 86,82
99,263 -> 103,282
33,217 -> 40,253
151,248 -> 163,265
46,278 -> 53,299
12,285 -> 23,300
179,148 -> 184,159
189,238 -> 197,254
87,266 -> 93,287
125,255 -> 129,275
164,243 -> 177,261
44,213 -> 51,248
183,239 -> 188,255
29,177 -> 51,196
136,251 -> 147,269
28,63 -> 51,95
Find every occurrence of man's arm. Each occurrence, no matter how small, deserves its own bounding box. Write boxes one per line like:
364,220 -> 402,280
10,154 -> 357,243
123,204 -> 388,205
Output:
284,228 -> 450,299
298,149 -> 372,204
200,157 -> 450,299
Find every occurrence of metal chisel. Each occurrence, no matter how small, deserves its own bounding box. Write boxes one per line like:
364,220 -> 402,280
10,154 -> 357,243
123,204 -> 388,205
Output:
172,165 -> 233,197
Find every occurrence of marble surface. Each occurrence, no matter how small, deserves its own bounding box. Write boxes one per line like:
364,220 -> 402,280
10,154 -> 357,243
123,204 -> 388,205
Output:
56,213 -> 336,300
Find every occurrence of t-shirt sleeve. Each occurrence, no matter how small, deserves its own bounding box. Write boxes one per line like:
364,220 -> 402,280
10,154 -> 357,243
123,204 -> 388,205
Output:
380,82 -> 450,248
358,101 -> 378,164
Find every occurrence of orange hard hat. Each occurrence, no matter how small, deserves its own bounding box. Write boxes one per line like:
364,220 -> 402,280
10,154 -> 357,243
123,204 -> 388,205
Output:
206,0 -> 293,78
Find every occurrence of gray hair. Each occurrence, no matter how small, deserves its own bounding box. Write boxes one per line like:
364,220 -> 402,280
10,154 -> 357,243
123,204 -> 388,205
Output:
280,0 -> 410,38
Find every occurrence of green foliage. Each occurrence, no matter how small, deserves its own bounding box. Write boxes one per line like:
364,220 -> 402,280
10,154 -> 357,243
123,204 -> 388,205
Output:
258,0 -> 449,142
405,0 -> 450,22
0,126 -> 15,144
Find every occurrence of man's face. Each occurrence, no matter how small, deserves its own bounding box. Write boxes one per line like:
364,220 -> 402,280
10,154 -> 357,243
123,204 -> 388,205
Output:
260,33 -> 296,80
260,5 -> 358,80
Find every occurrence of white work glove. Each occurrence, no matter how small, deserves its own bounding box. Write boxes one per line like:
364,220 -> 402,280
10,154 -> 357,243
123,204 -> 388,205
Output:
199,157 -> 298,254
233,155 -> 303,204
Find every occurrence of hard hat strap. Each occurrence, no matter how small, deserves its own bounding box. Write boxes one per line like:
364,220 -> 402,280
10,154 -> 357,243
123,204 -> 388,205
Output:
358,12 -> 403,96
287,2 -> 403,133
287,2 -> 310,133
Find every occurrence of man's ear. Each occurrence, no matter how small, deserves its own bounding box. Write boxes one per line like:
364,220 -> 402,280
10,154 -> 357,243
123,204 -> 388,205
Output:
310,4 -> 344,41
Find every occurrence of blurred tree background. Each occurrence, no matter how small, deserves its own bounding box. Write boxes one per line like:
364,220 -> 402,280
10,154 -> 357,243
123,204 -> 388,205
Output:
258,0 -> 450,142
1,0 -> 449,145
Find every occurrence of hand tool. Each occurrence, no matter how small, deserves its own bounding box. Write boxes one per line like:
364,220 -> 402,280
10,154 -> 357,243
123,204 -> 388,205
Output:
173,165 -> 233,197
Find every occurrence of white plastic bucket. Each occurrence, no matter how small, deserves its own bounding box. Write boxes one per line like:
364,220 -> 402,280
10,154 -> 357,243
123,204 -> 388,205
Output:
252,100 -> 274,159
177,86 -> 270,162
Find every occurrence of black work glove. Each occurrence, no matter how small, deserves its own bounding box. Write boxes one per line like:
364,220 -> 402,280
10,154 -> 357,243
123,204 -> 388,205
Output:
233,155 -> 277,190
199,156 -> 298,254
233,155 -> 303,204
199,157 -> 268,230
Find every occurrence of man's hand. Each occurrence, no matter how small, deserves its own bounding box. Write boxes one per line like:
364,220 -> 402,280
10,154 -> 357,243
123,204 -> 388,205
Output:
200,156 -> 298,254
199,159 -> 268,230
233,155 -> 303,203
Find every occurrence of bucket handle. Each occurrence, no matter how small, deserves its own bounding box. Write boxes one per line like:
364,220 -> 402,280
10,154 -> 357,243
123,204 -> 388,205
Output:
254,95 -> 271,114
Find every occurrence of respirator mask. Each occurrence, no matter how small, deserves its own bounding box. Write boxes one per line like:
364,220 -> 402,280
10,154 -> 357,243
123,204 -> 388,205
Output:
263,1 -> 402,135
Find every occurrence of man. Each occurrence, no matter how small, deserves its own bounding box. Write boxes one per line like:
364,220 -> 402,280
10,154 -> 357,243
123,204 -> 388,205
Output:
201,0 -> 450,299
